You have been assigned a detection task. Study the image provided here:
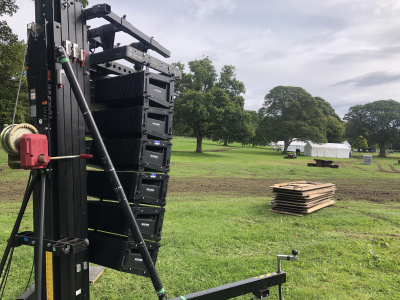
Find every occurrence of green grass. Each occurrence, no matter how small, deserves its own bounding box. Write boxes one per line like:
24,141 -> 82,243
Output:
1,138 -> 400,299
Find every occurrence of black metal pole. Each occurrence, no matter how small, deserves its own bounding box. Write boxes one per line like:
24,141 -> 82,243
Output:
0,171 -> 39,278
35,171 -> 46,300
57,46 -> 167,300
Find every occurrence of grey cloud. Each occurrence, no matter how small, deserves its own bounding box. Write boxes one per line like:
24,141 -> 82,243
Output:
333,72 -> 400,88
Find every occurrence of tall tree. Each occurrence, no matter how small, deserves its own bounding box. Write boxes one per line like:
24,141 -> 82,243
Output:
186,57 -> 217,92
314,96 -> 345,143
0,0 -> 29,127
173,57 -> 219,152
253,109 -> 271,147
211,65 -> 246,145
344,100 -> 400,157
174,59 -> 248,152
238,110 -> 261,147
352,136 -> 368,152
174,90 -> 217,153
260,86 -> 327,153
218,65 -> 245,98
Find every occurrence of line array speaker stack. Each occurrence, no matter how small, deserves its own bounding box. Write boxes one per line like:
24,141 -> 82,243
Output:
84,5 -> 181,277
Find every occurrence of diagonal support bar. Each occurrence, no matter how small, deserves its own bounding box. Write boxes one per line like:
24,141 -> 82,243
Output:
0,171 -> 39,280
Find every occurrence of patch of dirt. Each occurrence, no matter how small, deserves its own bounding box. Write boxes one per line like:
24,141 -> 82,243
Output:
175,148 -> 233,153
354,166 -> 368,172
168,177 -> 400,203
388,165 -> 400,173
377,163 -> 390,173
206,148 -> 232,152
319,177 -> 400,203
0,181 -> 27,202
168,177 -> 279,197
2,174 -> 400,205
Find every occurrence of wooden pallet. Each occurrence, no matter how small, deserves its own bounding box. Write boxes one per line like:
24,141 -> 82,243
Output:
269,181 -> 336,216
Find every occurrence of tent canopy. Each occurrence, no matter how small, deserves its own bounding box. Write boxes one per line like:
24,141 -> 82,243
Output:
304,142 -> 350,158
276,139 -> 307,152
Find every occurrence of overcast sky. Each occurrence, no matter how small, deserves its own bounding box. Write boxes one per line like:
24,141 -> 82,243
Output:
4,0 -> 400,118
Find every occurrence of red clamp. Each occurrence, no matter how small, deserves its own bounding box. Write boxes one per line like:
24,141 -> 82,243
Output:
19,134 -> 93,170
20,134 -> 49,170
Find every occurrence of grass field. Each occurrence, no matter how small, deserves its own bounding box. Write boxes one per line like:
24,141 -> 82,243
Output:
1,137 -> 400,299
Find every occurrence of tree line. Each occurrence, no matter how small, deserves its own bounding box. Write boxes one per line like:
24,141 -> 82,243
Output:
173,57 -> 400,157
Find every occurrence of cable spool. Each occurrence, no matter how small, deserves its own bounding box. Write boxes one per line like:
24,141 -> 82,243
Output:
0,123 -> 38,156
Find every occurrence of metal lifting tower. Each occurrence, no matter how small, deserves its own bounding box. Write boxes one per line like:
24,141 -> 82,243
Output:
0,1 -> 297,299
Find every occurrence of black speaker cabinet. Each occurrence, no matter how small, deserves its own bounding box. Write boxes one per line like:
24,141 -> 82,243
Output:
92,106 -> 173,140
87,171 -> 168,206
87,200 -> 165,241
87,139 -> 171,172
93,71 -> 173,108
88,231 -> 160,277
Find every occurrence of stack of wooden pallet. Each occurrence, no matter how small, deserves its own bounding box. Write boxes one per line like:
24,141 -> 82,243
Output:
269,180 -> 336,216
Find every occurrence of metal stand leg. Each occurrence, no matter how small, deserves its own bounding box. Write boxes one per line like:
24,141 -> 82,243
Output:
57,46 -> 168,300
276,249 -> 298,300
0,171 -> 39,278
35,171 -> 46,300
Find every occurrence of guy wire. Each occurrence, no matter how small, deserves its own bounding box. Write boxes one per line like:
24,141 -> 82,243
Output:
12,44 -> 28,126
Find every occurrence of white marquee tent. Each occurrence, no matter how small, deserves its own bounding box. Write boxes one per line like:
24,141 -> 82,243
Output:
304,142 -> 351,159
276,139 -> 307,152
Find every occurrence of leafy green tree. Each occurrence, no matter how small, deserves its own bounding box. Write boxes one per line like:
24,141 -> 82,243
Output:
253,113 -> 272,147
185,57 -> 217,92
174,59 -> 248,152
344,100 -> 400,157
211,65 -> 246,145
325,115 -> 345,143
173,57 -> 218,152
240,110 -> 262,147
315,96 -> 345,143
352,136 -> 368,152
174,90 -> 218,153
80,0 -> 89,7
260,86 -> 327,153
218,65 -> 245,98
0,0 -> 29,127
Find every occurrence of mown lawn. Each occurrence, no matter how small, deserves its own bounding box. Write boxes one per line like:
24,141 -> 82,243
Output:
1,137 -> 400,299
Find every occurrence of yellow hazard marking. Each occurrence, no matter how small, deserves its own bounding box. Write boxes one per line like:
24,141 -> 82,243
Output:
45,251 -> 54,300
267,273 -> 271,276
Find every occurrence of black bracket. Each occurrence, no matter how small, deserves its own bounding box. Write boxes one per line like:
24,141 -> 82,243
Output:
85,3 -> 170,58
14,231 -> 88,256
89,45 -> 181,78
170,272 -> 286,300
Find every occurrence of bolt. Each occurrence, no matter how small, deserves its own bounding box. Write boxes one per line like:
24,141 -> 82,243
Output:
47,243 -> 51,247
31,241 -> 36,245
84,71 -> 90,76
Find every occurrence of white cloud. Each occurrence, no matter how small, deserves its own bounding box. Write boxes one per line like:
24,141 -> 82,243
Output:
3,0 -> 399,118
